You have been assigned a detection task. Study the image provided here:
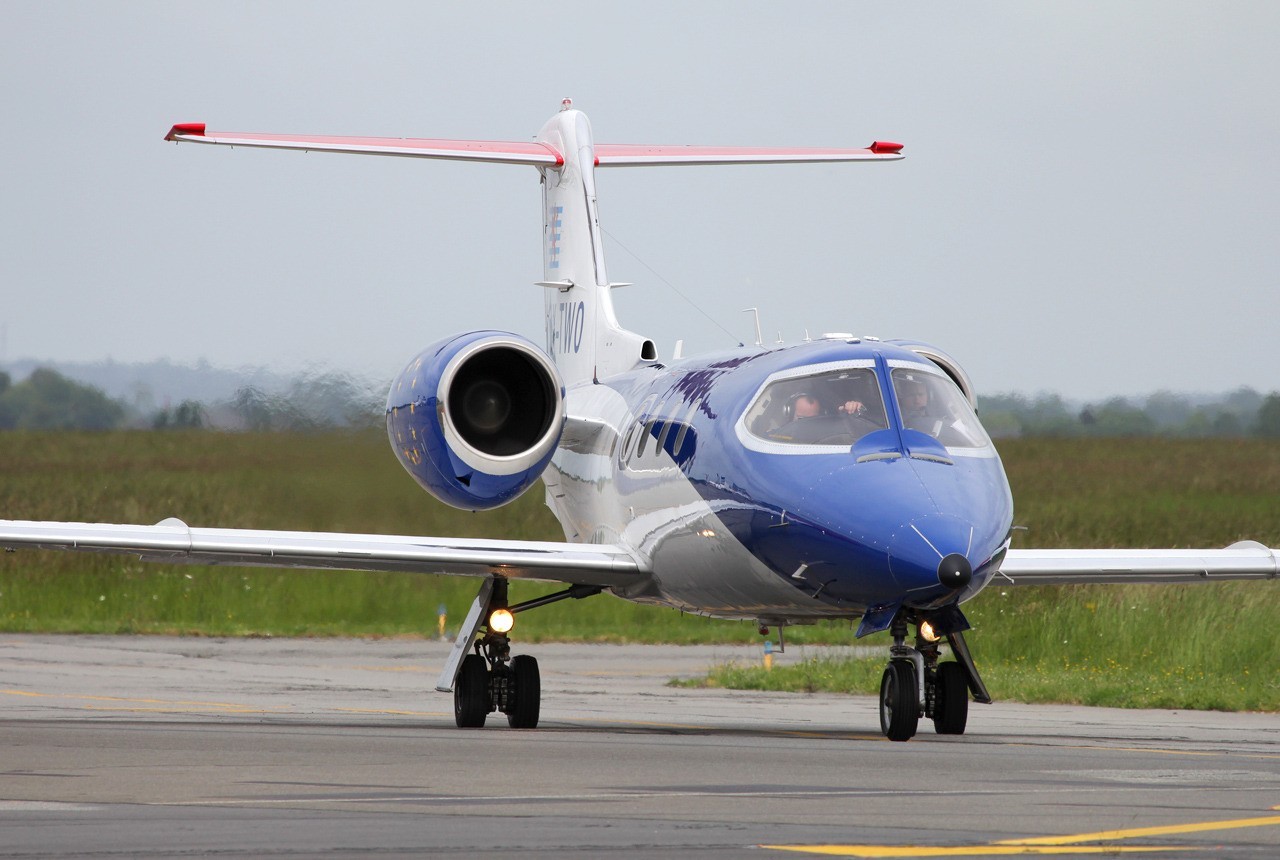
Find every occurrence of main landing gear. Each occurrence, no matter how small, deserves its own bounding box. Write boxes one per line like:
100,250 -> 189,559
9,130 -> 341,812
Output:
879,613 -> 992,742
442,576 -> 600,730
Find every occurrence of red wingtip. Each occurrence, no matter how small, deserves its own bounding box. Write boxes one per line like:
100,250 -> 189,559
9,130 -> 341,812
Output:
165,122 -> 206,141
869,141 -> 903,155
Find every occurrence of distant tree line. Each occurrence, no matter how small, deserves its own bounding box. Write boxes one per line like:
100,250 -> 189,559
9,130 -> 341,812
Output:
0,368 -> 125,430
3,366 -> 1280,438
0,368 -> 382,432
980,389 -> 1280,439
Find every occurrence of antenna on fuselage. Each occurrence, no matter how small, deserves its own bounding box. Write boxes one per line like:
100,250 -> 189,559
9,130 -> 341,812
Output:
742,308 -> 764,348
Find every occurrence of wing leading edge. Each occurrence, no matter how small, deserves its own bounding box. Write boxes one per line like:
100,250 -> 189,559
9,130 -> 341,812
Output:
1000,542 -> 1279,586
0,519 -> 645,589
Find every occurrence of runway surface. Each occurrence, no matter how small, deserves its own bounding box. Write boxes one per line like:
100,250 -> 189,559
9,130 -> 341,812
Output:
1,635 -> 1277,858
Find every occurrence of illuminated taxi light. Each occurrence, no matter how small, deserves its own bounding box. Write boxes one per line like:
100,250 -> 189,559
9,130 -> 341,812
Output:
488,608 -> 515,634
698,529 -> 717,538
919,620 -> 941,643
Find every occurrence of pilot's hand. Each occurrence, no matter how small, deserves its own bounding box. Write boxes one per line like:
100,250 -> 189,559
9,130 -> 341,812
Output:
838,400 -> 866,416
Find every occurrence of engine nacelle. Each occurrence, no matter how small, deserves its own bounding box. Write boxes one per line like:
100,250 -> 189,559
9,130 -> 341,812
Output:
386,331 -> 565,511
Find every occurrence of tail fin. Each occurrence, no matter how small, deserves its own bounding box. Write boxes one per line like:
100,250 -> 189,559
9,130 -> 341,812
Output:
166,103 -> 903,386
534,102 -> 654,385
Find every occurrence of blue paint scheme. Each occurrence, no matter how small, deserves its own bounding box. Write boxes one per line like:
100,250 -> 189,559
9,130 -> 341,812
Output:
386,330 -> 562,512
593,337 -> 1014,628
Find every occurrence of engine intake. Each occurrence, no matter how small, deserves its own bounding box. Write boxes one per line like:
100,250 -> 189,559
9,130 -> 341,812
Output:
387,331 -> 565,511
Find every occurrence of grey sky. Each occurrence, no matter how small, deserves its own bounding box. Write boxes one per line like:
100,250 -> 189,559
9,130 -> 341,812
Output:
2,2 -> 1276,399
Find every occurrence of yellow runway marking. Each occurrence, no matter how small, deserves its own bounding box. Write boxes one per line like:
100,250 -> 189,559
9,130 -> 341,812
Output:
1007,741 -> 1280,762
763,847 -> 1181,856
331,707 -> 450,717
762,811 -> 1280,857
2,688 -> 286,714
997,814 -> 1280,846
3,688 -> 456,719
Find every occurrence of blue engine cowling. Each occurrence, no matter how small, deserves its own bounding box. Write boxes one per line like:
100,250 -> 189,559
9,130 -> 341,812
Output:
386,331 -> 565,511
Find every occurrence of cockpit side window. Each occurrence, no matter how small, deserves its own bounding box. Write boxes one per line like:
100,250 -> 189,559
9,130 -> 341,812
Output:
743,365 -> 888,447
891,366 -> 990,449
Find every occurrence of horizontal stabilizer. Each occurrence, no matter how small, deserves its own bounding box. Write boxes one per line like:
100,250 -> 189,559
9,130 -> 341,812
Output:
163,125 -> 563,166
164,124 -> 903,168
594,142 -> 903,166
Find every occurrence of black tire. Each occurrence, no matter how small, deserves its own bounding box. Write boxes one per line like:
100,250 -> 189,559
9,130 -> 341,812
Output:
932,661 -> 969,735
879,661 -> 919,742
454,653 -> 490,728
507,654 -> 541,729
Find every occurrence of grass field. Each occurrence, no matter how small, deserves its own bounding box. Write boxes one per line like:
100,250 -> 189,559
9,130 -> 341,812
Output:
2,431 -> 1277,709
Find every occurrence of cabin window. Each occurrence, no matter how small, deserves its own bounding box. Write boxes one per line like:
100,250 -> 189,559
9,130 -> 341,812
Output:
637,419 -> 656,457
673,401 -> 698,457
656,417 -> 675,454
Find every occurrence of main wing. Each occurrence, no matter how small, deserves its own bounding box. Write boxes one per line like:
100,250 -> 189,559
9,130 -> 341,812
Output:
0,518 -> 645,589
999,542 -> 1279,586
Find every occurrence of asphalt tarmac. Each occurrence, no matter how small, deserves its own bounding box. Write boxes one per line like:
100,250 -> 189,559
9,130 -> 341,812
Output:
1,635 -> 1277,858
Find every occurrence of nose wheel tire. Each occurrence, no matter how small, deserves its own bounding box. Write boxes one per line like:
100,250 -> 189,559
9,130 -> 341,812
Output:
932,661 -> 969,735
880,660 -> 920,742
454,653 -> 490,728
506,654 -> 541,728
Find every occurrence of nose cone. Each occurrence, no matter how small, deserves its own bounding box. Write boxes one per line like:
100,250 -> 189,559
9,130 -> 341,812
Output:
936,552 -> 972,589
888,513 -> 976,595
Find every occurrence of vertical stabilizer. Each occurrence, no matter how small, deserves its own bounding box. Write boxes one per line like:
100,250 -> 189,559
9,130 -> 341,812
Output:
536,102 -> 654,386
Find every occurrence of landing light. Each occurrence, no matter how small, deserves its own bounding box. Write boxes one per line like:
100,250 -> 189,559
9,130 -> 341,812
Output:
919,621 -> 941,643
488,608 -> 515,634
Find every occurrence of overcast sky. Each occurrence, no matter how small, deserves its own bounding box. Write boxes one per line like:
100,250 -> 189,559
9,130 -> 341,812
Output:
2,2 -> 1276,399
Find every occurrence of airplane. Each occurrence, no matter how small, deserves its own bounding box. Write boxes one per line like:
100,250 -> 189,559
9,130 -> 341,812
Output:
2,99 -> 1276,741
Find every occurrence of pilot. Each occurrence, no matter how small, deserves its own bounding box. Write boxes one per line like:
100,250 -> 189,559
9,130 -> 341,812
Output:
899,377 -> 930,428
768,392 -> 826,442
791,393 -> 821,420
899,375 -> 950,440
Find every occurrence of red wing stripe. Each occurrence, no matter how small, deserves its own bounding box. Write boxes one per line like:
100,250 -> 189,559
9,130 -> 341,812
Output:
165,128 -> 563,166
594,143 -> 903,165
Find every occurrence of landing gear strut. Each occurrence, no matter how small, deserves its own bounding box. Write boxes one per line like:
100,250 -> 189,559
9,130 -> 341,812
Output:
440,575 -> 600,730
879,613 -> 990,742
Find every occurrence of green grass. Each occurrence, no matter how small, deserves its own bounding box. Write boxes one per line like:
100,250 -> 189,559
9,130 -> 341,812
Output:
0,430 -> 851,642
1,431 -> 1278,710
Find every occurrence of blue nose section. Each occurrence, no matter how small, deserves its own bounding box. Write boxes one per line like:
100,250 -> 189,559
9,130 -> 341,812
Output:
888,513 -> 976,594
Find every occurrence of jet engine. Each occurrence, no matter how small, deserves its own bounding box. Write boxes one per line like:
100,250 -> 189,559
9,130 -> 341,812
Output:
386,331 -> 565,511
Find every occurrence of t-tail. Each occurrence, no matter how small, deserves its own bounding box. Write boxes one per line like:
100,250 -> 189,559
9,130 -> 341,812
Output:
164,99 -> 903,387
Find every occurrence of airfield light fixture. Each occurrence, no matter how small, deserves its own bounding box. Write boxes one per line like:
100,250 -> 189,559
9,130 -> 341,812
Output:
919,620 -> 941,643
488,607 -> 515,634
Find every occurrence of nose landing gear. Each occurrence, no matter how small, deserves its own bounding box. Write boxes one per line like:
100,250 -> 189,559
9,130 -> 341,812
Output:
879,613 -> 990,742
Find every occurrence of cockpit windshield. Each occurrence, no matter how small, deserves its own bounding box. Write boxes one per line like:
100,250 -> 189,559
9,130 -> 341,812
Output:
890,365 -> 990,449
742,363 -> 889,446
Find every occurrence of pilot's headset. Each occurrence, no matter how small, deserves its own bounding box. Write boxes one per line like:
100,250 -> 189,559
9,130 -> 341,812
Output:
783,391 -> 813,421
